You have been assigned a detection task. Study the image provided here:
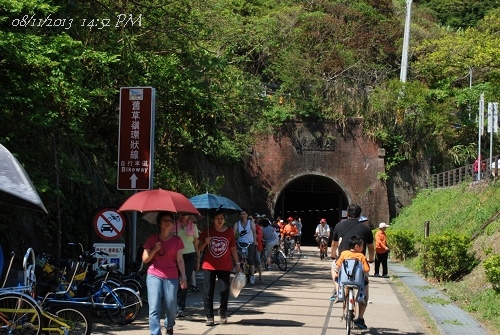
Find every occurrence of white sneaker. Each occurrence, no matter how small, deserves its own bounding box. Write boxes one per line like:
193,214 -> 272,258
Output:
249,276 -> 255,284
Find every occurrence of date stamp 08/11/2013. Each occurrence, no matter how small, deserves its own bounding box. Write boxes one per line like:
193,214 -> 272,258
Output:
11,13 -> 143,30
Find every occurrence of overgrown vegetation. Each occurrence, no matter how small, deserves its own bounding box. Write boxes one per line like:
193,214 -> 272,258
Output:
484,255 -> 500,292
1,0 -> 499,257
389,181 -> 500,332
421,232 -> 479,282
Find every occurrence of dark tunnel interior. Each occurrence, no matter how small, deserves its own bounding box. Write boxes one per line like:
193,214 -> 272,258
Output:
273,175 -> 348,246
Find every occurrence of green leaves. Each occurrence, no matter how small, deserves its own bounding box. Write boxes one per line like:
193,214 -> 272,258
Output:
422,232 -> 479,282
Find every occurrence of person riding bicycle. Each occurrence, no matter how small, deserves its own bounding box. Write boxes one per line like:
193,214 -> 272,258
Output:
330,204 -> 374,330
331,235 -> 371,330
260,218 -> 279,270
234,208 -> 257,284
314,218 -> 330,250
280,217 -> 298,257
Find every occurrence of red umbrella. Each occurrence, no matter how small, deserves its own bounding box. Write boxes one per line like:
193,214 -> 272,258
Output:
118,189 -> 200,215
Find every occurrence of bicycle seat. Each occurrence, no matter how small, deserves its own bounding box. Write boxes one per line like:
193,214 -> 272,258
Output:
99,263 -> 119,272
80,255 -> 98,264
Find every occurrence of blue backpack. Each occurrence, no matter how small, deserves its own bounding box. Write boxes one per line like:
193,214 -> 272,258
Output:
337,259 -> 366,303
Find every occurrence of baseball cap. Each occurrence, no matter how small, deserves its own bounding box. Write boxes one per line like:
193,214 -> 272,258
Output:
320,218 -> 326,223
287,216 -> 294,221
358,216 -> 369,222
379,222 -> 390,229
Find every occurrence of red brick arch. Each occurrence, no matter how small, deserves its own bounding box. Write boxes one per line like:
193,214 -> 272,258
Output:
246,120 -> 389,231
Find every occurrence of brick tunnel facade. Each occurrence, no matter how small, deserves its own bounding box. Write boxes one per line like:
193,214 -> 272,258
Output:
245,120 -> 389,246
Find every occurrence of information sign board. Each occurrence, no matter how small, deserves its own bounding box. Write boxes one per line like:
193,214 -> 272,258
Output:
92,243 -> 126,276
117,87 -> 155,190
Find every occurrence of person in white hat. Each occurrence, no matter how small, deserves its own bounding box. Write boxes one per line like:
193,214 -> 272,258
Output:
374,222 -> 390,278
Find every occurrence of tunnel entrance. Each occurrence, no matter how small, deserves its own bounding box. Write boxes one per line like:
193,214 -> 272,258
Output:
274,175 -> 348,246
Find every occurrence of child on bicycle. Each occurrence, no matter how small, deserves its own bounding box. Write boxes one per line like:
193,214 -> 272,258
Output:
331,235 -> 371,330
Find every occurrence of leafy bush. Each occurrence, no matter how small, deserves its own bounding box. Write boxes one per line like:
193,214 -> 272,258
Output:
484,254 -> 500,292
387,229 -> 417,261
421,232 -> 479,282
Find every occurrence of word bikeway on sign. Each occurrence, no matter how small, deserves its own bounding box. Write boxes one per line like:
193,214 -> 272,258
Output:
117,87 -> 156,190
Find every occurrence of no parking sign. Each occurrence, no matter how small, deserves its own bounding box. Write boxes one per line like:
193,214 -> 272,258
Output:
93,208 -> 126,240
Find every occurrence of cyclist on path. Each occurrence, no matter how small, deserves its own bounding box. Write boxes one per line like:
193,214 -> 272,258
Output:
330,204 -> 374,330
234,208 -> 257,284
315,218 -> 330,250
261,218 -> 279,270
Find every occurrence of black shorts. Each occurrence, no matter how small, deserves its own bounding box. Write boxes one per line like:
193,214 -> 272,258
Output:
295,235 -> 302,244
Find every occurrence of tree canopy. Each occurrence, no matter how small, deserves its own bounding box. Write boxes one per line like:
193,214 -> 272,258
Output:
1,0 -> 499,255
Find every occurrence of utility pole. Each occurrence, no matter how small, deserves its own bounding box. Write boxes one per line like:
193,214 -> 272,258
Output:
400,0 -> 412,83
478,94 -> 484,180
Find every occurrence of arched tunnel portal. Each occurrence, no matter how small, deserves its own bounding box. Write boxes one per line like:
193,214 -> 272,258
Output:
274,175 -> 348,246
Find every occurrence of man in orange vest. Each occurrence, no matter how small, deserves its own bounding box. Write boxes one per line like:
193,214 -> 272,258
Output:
281,217 -> 298,257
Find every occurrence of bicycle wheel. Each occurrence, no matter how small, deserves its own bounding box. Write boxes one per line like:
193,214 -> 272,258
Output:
260,251 -> 268,269
45,305 -> 91,335
0,292 -> 42,335
104,288 -> 141,325
345,287 -> 354,335
122,278 -> 142,296
275,251 -> 287,271
345,308 -> 353,335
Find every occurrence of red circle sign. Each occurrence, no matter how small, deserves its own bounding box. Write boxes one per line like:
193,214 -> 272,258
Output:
93,208 -> 126,240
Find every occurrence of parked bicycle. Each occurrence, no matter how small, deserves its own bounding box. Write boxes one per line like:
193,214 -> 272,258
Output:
260,242 -> 287,271
42,262 -> 141,325
0,248 -> 92,335
66,243 -> 145,300
35,245 -> 142,325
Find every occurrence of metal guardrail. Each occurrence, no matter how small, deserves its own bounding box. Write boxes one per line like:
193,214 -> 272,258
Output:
425,155 -> 500,188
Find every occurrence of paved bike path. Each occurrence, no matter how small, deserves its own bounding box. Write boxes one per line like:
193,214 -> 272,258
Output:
92,246 -> 489,335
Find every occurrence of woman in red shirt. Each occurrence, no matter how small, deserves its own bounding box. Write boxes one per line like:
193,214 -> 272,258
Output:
198,209 -> 241,326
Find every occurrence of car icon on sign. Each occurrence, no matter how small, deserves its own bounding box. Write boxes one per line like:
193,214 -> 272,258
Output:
101,223 -> 114,233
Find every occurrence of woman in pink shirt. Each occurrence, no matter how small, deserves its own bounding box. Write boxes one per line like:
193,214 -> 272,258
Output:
143,212 -> 188,335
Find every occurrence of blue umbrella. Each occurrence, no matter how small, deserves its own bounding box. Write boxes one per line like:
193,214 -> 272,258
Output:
189,193 -> 242,214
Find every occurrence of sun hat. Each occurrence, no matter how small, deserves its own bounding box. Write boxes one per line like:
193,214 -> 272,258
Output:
379,222 -> 390,229
230,272 -> 247,298
320,218 -> 326,223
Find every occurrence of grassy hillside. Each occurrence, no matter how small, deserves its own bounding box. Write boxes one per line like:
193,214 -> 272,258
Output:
390,180 -> 500,332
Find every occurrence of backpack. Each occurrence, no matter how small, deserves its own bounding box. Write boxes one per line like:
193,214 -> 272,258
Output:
337,259 -> 366,303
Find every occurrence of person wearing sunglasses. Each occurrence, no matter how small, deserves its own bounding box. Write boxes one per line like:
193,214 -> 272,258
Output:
143,211 -> 188,335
